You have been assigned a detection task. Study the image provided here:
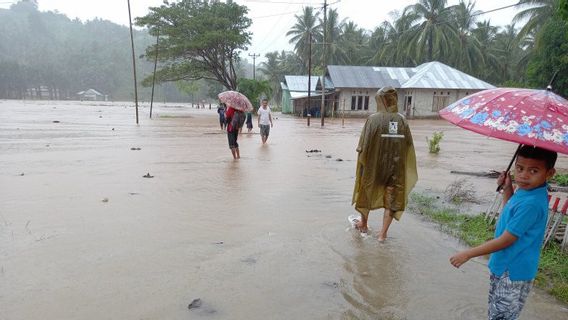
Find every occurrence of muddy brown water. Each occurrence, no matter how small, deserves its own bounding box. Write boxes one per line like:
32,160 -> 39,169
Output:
1,100 -> 567,319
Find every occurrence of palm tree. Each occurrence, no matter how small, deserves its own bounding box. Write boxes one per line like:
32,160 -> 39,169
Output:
472,20 -> 500,82
367,9 -> 417,66
404,0 -> 459,63
319,8 -> 347,65
492,24 -> 526,84
450,0 -> 484,74
338,21 -> 369,65
514,0 -> 558,38
258,51 -> 283,103
277,50 -> 304,75
286,6 -> 321,72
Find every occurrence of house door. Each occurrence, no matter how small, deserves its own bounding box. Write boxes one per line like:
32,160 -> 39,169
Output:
404,95 -> 413,117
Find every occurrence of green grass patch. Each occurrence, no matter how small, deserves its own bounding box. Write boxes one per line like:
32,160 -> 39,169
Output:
409,192 -> 568,304
552,173 -> 568,186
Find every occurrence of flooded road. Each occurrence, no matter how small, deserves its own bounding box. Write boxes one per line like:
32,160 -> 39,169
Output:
1,100 -> 567,319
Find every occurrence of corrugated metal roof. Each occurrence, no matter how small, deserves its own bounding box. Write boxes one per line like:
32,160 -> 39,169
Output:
327,65 -> 400,89
291,92 -> 323,99
401,61 -> 495,89
284,61 -> 494,92
284,75 -> 319,92
372,66 -> 416,84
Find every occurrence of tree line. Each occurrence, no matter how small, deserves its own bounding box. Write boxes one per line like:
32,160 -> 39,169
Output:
0,0 -> 566,104
259,0 -> 568,102
0,0 -> 202,101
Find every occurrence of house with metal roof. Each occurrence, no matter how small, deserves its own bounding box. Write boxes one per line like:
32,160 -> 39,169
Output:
280,75 -> 321,115
282,61 -> 494,118
76,88 -> 106,101
329,61 -> 494,118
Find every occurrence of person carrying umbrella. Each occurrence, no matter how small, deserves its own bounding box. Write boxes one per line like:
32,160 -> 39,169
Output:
224,104 -> 245,159
218,91 -> 253,160
450,145 -> 557,319
440,86 -> 567,320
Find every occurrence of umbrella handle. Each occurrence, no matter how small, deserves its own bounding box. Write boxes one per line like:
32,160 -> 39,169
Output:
496,144 -> 522,192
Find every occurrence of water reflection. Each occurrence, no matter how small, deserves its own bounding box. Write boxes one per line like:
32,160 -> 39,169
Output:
340,235 -> 408,320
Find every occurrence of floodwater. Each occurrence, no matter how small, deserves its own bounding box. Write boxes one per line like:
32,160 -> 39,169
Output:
1,100 -> 567,320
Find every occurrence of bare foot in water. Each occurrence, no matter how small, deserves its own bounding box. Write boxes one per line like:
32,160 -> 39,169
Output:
354,220 -> 368,233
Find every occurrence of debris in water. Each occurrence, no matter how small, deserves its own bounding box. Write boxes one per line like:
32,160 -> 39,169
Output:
52,120 -> 60,123
19,173 -> 24,176
322,281 -> 340,289
143,173 -> 154,178
305,149 -> 321,153
241,257 -> 257,264
101,198 -> 109,203
130,147 -> 141,150
336,158 -> 343,161
188,298 -> 202,310
325,155 -> 332,158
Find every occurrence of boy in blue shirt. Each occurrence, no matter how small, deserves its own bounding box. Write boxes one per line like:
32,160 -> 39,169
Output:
450,145 -> 557,320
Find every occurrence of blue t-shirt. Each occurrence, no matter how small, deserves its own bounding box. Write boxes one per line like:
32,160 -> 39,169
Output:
488,184 -> 548,281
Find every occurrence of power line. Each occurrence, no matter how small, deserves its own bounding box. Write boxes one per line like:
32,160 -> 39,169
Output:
244,0 -> 316,4
472,2 -> 521,17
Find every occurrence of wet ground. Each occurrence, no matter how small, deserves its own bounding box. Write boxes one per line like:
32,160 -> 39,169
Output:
1,100 -> 567,319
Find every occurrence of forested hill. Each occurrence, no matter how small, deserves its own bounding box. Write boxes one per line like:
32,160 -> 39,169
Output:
0,1 -> 187,101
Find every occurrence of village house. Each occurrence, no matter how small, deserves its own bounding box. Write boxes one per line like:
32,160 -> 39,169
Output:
281,61 -> 494,119
76,88 -> 106,101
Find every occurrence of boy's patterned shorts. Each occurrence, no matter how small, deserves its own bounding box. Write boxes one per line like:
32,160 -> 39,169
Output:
488,272 -> 532,320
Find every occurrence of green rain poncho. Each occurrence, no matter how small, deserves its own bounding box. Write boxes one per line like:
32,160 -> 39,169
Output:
352,87 -> 418,221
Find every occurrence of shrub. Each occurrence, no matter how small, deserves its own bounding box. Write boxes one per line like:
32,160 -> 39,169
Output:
426,131 -> 443,154
552,173 -> 568,186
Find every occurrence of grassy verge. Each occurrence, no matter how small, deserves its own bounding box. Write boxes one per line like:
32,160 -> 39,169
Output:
409,192 -> 568,304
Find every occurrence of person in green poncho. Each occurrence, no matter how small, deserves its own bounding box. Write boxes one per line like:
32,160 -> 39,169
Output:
352,86 -> 418,241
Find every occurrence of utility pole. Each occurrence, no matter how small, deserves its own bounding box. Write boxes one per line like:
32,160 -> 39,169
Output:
320,0 -> 327,127
248,53 -> 260,80
149,30 -> 160,119
307,32 -> 312,126
127,0 -> 139,124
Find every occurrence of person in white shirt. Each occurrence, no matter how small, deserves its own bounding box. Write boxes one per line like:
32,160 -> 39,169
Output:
257,98 -> 273,144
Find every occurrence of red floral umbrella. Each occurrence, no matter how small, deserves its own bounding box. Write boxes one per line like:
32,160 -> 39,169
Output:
218,91 -> 253,112
439,87 -> 568,155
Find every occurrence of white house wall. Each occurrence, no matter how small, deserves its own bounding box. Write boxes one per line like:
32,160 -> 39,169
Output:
401,88 -> 481,118
323,88 -> 484,119
336,89 -> 407,116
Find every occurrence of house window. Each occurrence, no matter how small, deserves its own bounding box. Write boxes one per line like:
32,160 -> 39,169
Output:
351,94 -> 370,110
432,93 -> 450,112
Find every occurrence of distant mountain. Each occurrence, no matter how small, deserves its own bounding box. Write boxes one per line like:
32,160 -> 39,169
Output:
0,1 -> 187,101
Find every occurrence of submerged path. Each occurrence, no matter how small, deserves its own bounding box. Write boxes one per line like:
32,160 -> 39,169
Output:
1,101 -> 567,319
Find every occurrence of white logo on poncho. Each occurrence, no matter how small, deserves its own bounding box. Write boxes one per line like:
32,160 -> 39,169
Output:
389,121 -> 398,134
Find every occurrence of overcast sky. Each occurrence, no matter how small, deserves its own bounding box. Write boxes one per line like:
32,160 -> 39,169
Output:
3,0 -> 522,63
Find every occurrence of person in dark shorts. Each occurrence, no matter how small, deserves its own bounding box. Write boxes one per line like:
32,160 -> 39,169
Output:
217,103 -> 226,130
245,111 -> 253,133
257,98 -> 273,144
225,106 -> 243,159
